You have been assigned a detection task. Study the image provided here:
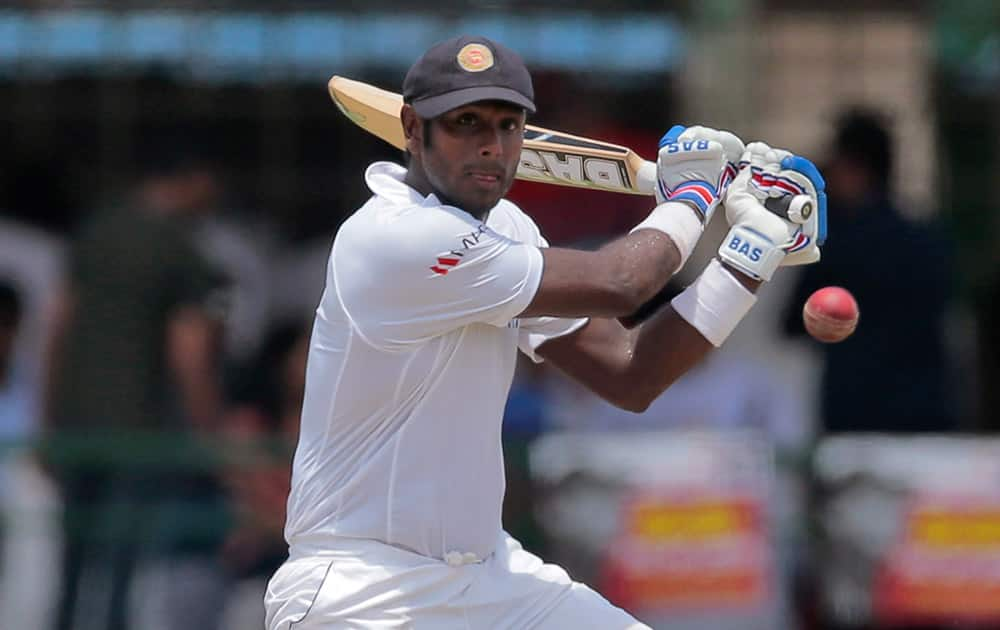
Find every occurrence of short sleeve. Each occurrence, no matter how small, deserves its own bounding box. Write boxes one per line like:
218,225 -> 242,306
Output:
333,205 -> 543,351
488,201 -> 589,363
516,316 -> 588,363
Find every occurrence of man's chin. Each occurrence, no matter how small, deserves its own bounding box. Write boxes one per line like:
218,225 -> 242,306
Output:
438,176 -> 513,217
456,192 -> 505,218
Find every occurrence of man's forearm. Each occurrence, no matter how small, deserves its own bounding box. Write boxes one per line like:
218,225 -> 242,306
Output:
619,301 -> 714,410
720,261 -> 763,293
523,228 -> 683,320
622,261 -> 760,409
167,308 -> 223,433
602,227 -> 685,309
40,290 -> 74,431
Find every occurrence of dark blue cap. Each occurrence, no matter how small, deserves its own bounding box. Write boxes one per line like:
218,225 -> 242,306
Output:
402,35 -> 535,118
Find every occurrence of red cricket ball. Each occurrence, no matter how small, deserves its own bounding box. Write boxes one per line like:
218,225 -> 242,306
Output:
803,286 -> 859,343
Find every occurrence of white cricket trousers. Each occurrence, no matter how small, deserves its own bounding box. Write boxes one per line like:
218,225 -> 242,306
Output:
265,531 -> 649,629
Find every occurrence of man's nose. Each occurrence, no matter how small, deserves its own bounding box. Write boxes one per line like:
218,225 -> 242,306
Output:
479,127 -> 503,158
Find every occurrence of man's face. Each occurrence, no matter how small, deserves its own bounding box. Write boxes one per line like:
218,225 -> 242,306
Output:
825,154 -> 871,210
409,101 -> 525,217
174,170 -> 221,216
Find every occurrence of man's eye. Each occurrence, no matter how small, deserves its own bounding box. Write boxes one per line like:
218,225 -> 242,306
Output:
501,119 -> 522,132
457,113 -> 477,126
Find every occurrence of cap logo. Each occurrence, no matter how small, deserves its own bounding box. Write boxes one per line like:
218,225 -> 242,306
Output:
457,43 -> 494,72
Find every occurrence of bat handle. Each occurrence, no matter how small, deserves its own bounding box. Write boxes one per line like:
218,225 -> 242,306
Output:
640,160 -> 812,226
636,160 -> 657,196
764,194 -> 812,224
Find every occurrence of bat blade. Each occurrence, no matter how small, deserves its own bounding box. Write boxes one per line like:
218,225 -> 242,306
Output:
328,75 -> 656,196
328,76 -> 408,150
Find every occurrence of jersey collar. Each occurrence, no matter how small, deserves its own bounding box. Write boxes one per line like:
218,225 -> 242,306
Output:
365,161 -> 446,208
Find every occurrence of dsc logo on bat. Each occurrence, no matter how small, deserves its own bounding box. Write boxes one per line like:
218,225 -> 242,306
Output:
518,149 -> 631,192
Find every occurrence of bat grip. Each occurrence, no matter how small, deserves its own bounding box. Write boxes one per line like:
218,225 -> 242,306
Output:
764,194 -> 812,224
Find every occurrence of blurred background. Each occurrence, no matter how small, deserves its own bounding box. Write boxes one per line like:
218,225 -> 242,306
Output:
0,1 -> 998,629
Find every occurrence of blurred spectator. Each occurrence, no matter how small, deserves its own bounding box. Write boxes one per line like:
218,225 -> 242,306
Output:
783,107 -> 957,434
0,216 -> 66,409
0,281 -> 62,630
44,145 -> 231,630
0,282 -> 29,450
0,223 -> 66,630
1,141 -> 72,630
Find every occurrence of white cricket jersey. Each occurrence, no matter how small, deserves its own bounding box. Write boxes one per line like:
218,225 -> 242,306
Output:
283,161 -> 587,562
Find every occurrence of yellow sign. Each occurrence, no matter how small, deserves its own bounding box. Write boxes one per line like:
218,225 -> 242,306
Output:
910,509 -> 1000,548
630,501 -> 751,542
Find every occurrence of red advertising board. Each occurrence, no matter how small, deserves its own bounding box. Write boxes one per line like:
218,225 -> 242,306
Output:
875,497 -> 1000,625
601,490 -> 772,613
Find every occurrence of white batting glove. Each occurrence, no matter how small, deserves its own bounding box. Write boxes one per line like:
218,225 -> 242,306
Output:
719,142 -> 827,281
654,125 -> 744,225
631,125 -> 744,272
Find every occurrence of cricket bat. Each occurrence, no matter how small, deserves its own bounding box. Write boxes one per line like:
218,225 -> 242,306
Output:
328,76 -> 657,196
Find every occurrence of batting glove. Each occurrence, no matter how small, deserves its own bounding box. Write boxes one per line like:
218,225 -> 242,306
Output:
719,142 -> 827,281
655,125 -> 744,225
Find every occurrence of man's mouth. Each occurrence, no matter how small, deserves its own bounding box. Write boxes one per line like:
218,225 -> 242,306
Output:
471,173 -> 500,183
468,170 -> 504,187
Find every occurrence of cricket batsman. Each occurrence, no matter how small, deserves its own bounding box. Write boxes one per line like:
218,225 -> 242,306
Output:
265,35 -> 826,629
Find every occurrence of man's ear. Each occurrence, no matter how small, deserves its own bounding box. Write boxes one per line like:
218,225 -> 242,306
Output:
401,104 -> 422,155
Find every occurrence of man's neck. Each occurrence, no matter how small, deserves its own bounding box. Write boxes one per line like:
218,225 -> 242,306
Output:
403,167 -> 489,221
403,167 -> 433,199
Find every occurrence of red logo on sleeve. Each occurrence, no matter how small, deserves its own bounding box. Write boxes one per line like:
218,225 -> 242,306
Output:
430,254 -> 462,275
429,224 -> 489,276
